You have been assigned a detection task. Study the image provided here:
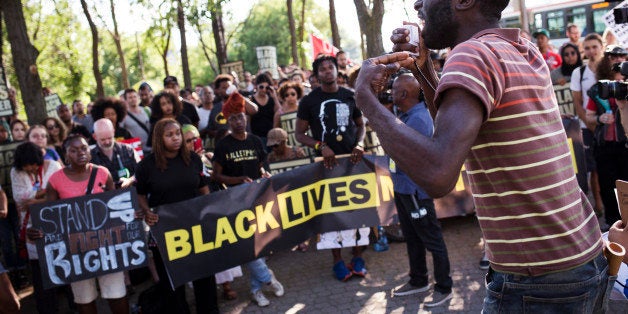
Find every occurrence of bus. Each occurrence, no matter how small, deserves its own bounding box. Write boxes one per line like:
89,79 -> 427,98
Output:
501,0 -> 612,44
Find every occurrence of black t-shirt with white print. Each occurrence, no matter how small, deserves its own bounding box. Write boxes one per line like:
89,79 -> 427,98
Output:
212,133 -> 267,185
297,87 -> 362,155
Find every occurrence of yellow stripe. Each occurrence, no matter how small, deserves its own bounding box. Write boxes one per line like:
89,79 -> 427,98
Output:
467,151 -> 571,175
504,83 -> 552,93
441,71 -> 495,104
471,129 -> 564,150
486,108 -> 556,122
473,175 -> 575,198
492,238 -> 601,268
478,198 -> 581,221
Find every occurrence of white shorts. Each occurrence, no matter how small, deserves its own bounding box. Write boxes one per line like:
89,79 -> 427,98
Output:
70,271 -> 126,304
316,228 -> 371,250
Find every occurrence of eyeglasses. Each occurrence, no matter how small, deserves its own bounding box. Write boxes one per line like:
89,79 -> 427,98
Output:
258,85 -> 269,90
185,137 -> 199,144
46,125 -> 59,130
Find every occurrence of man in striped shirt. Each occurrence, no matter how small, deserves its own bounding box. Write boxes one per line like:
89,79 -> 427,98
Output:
354,0 -> 610,311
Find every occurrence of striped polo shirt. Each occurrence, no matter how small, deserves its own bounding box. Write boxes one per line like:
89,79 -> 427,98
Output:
434,28 -> 603,276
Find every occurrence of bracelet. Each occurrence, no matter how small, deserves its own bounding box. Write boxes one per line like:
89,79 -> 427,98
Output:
319,143 -> 328,151
314,141 -> 322,151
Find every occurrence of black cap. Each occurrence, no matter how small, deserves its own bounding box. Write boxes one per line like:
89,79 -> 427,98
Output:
163,75 -> 179,86
605,45 -> 628,56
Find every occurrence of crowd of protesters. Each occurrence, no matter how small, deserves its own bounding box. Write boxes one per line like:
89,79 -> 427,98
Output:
2,2 -> 628,311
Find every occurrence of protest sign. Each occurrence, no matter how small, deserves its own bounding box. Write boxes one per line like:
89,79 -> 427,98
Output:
44,94 -> 63,118
364,126 -> 385,156
553,84 -> 576,117
30,188 -> 147,289
279,111 -> 315,157
0,66 -> 14,118
256,46 -> 279,79
562,117 -> 588,192
604,1 -> 628,47
150,156 -> 395,288
220,61 -> 244,83
0,143 -> 19,201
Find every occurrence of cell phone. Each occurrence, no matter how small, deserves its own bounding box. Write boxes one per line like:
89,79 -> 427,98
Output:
403,24 -> 420,48
194,138 -> 203,151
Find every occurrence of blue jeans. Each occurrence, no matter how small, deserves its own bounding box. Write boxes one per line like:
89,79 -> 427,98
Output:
483,252 -> 613,313
247,258 -> 272,293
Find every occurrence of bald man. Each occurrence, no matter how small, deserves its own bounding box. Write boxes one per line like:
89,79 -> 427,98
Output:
91,118 -> 139,189
389,73 -> 453,307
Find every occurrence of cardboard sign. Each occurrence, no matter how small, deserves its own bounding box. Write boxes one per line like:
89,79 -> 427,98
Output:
256,46 -> 279,79
604,1 -> 628,47
220,61 -> 244,84
0,66 -> 14,118
30,188 -> 147,289
553,84 -> 576,117
44,94 -> 63,119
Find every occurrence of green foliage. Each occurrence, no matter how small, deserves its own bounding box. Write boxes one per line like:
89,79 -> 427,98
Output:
232,0 -> 331,73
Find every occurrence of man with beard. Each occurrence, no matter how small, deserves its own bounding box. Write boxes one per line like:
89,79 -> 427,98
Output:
295,55 -> 368,282
91,119 -> 138,189
354,0 -> 608,311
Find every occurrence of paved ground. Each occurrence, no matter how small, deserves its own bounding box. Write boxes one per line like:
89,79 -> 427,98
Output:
18,215 -> 487,313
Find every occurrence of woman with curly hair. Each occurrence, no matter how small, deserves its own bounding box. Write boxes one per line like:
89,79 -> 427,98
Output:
146,90 -> 191,149
90,97 -> 132,140
42,117 -> 67,160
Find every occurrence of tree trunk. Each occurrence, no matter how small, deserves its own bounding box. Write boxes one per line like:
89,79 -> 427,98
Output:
1,0 -> 46,125
136,34 -> 145,80
287,0 -> 299,65
210,1 -> 228,67
177,0 -> 191,89
196,24 -> 219,76
298,0 -> 307,69
353,0 -> 385,58
80,0 -> 104,98
329,0 -> 341,49
109,0 -> 129,89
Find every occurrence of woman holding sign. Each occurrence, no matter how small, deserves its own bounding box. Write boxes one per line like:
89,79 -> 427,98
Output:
136,119 -> 219,314
31,134 -> 127,314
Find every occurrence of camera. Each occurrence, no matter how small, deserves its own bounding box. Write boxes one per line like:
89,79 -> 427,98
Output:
596,61 -> 628,99
377,76 -> 395,105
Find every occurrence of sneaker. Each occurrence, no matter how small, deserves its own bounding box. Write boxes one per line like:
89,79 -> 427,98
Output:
424,291 -> 453,307
392,282 -> 431,297
252,290 -> 270,307
479,253 -> 490,270
267,270 -> 284,297
349,257 -> 367,277
333,261 -> 352,281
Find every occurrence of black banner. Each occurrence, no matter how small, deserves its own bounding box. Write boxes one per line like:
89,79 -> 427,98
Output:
0,66 -> 14,118
0,143 -> 19,203
151,156 -> 396,288
30,188 -> 147,289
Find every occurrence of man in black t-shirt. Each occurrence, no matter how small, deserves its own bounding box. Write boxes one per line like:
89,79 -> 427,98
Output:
295,55 -> 368,282
212,93 -> 284,307
163,75 -> 201,127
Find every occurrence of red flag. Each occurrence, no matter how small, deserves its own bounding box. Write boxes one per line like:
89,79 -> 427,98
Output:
311,34 -> 339,59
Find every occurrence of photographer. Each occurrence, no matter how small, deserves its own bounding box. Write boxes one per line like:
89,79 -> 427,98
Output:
585,46 -> 628,228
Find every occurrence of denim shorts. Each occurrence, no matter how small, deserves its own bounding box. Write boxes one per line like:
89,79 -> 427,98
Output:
483,252 -> 615,313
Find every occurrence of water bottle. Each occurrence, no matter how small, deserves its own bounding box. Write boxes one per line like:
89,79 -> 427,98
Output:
373,225 -> 389,252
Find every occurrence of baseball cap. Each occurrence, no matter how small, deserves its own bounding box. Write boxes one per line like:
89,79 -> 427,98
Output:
266,128 -> 288,146
605,45 -> 628,56
533,29 -> 550,39
163,75 -> 179,86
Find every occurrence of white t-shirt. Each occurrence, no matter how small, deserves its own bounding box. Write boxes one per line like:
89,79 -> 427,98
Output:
197,107 -> 212,131
120,108 -> 151,152
570,65 -> 597,128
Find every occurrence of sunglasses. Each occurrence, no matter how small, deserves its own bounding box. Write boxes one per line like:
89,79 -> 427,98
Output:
46,125 -> 59,130
185,137 -> 199,144
258,85 -> 269,90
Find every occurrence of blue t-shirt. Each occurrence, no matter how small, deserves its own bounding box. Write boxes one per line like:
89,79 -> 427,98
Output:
390,102 -> 433,198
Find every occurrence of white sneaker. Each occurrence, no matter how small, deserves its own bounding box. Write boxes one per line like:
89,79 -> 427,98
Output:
252,290 -> 270,307
268,270 -> 284,297
424,291 -> 453,307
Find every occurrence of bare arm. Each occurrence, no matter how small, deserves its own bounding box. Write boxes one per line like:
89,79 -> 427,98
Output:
244,98 -> 259,115
211,161 -> 252,185
295,118 -> 337,168
572,91 -> 596,130
355,53 -> 484,197
0,190 -> 7,219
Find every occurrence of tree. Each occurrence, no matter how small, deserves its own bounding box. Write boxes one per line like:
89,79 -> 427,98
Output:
209,0 -> 228,66
329,0 -> 340,49
176,0 -> 191,88
353,0 -> 385,58
146,2 -> 174,77
1,0 -> 46,124
96,0 -> 130,89
80,0 -> 105,97
287,0 -> 299,65
298,0 -> 307,69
